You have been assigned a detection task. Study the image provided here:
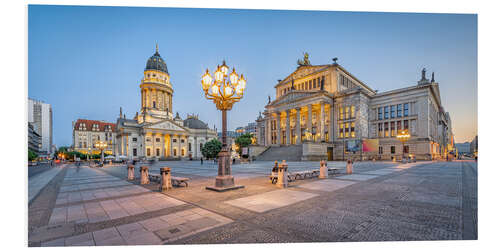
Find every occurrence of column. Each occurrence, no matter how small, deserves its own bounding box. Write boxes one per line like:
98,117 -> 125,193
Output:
276,112 -> 282,145
320,102 -> 325,141
296,107 -> 302,144
329,103 -> 334,142
307,104 -> 313,137
266,118 -> 272,146
286,110 -> 291,145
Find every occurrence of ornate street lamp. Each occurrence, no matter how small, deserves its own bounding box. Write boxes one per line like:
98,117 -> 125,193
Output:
94,141 -> 108,166
396,130 -> 411,163
201,60 -> 246,191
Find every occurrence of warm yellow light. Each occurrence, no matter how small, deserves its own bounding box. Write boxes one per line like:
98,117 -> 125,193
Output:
211,84 -> 220,96
201,69 -> 212,90
165,74 -> 170,83
224,86 -> 233,97
214,66 -> 224,82
229,68 -> 239,86
238,74 -> 246,90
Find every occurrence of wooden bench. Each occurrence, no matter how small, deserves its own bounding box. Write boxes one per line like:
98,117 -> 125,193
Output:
327,168 -> 340,175
269,172 -> 296,184
149,174 -> 190,187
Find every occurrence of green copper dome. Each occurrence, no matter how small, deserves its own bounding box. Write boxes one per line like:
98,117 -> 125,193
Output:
145,44 -> 168,74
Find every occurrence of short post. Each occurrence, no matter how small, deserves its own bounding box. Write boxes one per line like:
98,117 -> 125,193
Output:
127,165 -> 135,180
346,160 -> 353,174
276,160 -> 288,188
140,166 -> 149,185
319,160 -> 328,179
160,167 -> 172,192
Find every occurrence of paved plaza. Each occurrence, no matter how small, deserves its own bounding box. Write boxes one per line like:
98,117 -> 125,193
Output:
28,160 -> 477,246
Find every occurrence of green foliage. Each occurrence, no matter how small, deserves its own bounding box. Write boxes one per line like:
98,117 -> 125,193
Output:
201,139 -> 222,159
28,149 -> 38,161
235,133 -> 254,156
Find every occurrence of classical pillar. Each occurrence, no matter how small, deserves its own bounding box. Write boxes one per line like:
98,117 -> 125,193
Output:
329,103 -> 334,142
295,107 -> 302,144
307,104 -> 313,137
266,118 -> 272,146
320,102 -> 325,141
276,112 -> 282,145
286,110 -> 291,145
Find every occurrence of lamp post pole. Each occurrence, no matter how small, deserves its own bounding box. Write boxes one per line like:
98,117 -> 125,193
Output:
201,60 -> 247,192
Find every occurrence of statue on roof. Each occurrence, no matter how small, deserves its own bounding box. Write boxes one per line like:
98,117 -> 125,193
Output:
297,52 -> 311,66
268,95 -> 271,104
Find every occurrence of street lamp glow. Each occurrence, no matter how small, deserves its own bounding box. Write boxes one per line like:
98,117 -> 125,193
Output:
200,60 -> 247,191
396,130 -> 411,162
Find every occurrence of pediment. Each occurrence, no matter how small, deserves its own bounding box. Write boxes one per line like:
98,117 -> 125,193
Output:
281,65 -> 328,84
269,91 -> 319,106
145,120 -> 187,132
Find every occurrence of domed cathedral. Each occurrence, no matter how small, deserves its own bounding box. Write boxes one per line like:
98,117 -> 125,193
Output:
114,44 -> 217,160
138,44 -> 173,123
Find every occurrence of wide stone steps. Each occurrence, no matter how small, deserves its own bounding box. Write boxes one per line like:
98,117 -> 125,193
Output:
255,145 -> 303,161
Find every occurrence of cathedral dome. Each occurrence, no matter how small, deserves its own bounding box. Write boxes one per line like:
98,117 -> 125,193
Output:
183,116 -> 209,129
145,44 -> 168,74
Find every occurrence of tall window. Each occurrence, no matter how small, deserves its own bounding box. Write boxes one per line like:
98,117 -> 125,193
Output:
391,146 -> 396,154
173,149 -> 177,156
397,104 -> 402,117
350,122 -> 355,137
189,143 -> 192,151
378,107 -> 383,120
390,105 -> 395,118
313,79 -> 316,88
404,120 -> 409,130
156,148 -> 160,156
403,145 -> 409,154
379,146 -> 383,154
345,107 -> 349,120
339,107 -> 344,120
339,123 -> 344,138
378,123 -> 383,137
351,106 -> 355,118
384,122 -> 389,137
147,148 -> 151,156
390,122 -> 395,137
397,120 -> 401,133
133,148 -> 137,156
384,106 -> 389,119
404,103 -> 409,116
153,101 -> 156,108
200,143 -> 203,150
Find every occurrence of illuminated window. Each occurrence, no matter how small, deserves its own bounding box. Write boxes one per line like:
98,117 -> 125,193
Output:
339,123 -> 344,138
156,148 -> 160,156
378,123 -> 383,137
147,148 -> 151,156
173,149 -> 177,156
351,106 -> 355,118
391,122 -> 395,137
181,148 -> 185,156
345,107 -> 349,119
339,107 -> 343,120
351,122 -> 355,137
384,122 -> 389,137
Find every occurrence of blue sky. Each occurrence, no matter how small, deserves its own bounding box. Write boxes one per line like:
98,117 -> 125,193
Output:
28,5 -> 477,146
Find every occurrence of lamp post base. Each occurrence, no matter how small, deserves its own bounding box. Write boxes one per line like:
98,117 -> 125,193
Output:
205,148 -> 245,192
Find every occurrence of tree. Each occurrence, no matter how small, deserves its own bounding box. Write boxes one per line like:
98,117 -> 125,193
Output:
235,133 -> 253,157
28,149 -> 38,161
201,139 -> 222,159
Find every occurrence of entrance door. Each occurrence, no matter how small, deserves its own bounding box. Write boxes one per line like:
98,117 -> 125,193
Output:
327,147 -> 333,161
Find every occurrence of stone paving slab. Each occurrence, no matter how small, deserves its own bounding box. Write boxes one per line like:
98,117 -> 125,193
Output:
334,174 -> 380,181
29,165 -> 64,204
363,168 -> 402,175
298,179 -> 357,192
225,190 -> 319,213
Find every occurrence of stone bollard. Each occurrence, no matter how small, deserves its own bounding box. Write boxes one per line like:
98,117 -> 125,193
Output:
319,160 -> 328,179
127,165 -> 135,180
276,160 -> 288,188
140,166 -> 150,185
346,160 -> 353,174
402,157 -> 407,164
160,167 -> 172,192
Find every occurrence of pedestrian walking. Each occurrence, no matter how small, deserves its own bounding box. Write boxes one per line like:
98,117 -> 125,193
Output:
201,157 -> 203,165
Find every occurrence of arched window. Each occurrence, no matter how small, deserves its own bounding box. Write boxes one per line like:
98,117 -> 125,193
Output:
153,101 -> 156,108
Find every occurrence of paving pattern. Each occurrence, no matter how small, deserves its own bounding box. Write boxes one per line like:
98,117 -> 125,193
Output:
28,160 -> 478,245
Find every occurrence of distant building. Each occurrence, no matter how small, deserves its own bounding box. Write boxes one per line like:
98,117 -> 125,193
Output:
28,98 -> 53,156
72,119 -> 116,155
455,142 -> 471,154
245,122 -> 258,137
28,122 -> 42,155
470,136 -> 478,155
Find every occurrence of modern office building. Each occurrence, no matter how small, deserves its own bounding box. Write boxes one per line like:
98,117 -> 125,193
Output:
28,98 -> 53,156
